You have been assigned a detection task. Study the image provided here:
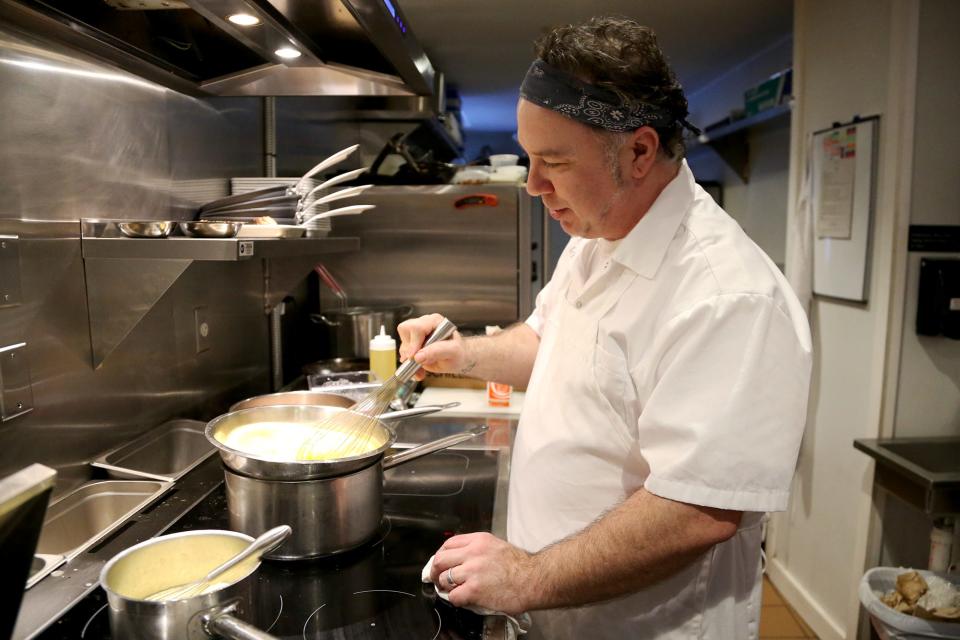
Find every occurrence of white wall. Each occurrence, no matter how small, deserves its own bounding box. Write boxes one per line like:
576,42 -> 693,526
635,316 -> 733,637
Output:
686,37 -> 792,267
765,1 -> 920,639
893,0 -> 960,438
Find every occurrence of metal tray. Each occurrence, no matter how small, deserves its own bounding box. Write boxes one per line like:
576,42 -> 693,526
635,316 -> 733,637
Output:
34,480 -> 171,559
92,419 -> 216,482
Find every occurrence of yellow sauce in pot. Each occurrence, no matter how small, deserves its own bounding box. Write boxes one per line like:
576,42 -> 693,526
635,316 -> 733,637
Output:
219,421 -> 387,461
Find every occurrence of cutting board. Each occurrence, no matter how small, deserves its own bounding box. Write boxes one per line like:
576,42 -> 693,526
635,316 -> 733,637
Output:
416,387 -> 525,417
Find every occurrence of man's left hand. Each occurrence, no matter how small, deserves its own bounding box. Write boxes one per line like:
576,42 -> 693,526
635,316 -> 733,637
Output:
429,532 -> 538,615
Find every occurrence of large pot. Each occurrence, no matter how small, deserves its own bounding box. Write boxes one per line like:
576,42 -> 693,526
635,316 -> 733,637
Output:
205,404 -> 486,558
311,305 -> 413,358
99,530 -> 276,640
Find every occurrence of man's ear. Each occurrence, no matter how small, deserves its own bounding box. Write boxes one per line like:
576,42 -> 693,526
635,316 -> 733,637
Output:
629,126 -> 661,179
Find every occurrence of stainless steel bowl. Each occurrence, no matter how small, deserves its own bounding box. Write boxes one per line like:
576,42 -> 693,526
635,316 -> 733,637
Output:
180,221 -> 242,238
118,221 -> 175,238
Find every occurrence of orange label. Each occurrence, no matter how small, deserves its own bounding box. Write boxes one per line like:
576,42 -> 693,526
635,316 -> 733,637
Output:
487,382 -> 512,407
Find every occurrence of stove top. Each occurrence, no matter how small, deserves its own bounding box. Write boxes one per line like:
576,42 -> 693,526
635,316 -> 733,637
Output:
34,447 -> 501,640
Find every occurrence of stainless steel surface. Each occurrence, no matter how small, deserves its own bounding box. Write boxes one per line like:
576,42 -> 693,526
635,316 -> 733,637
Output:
179,221 -> 242,238
854,437 -> 960,515
35,480 -> 171,559
0,20 -> 273,486
100,529 -> 274,640
118,221 -> 176,238
311,305 -> 413,358
225,464 -> 383,559
91,419 -> 216,482
148,525 -> 291,601
0,342 -> 33,421
0,235 -> 23,307
25,553 -> 64,590
318,185 -> 540,329
1,0 -> 435,97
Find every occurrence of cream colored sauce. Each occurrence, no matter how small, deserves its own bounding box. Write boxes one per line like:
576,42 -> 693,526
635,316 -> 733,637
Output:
219,421 -> 384,461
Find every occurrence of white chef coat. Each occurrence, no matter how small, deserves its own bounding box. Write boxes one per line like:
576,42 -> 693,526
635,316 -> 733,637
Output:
507,160 -> 812,640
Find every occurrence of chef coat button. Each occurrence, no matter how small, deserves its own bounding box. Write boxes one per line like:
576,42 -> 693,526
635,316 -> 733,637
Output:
575,300 -> 582,309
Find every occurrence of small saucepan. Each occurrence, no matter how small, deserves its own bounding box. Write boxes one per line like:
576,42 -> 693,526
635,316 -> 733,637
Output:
99,530 -> 277,640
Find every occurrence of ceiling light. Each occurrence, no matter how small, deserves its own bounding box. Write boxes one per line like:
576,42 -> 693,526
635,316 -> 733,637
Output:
227,13 -> 260,26
275,47 -> 301,59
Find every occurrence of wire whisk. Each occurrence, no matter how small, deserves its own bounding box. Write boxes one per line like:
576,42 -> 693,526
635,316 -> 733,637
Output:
296,317 -> 458,461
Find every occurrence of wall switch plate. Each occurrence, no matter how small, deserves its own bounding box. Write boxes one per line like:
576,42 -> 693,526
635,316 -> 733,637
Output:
194,306 -> 210,354
0,343 -> 34,421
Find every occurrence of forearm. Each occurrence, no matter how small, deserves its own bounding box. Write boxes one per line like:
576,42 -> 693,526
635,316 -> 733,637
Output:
458,323 -> 539,388
524,489 -> 741,610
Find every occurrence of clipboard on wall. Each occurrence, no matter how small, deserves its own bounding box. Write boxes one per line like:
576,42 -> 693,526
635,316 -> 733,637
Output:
811,115 -> 879,302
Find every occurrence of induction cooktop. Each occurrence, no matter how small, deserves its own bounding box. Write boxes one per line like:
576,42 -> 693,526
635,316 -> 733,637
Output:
33,447 -> 501,640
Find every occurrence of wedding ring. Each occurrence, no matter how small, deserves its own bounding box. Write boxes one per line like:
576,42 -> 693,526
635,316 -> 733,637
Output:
445,567 -> 457,588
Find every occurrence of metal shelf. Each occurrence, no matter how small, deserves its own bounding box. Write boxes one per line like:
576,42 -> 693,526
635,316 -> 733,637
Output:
81,236 -> 359,261
79,222 -> 360,368
687,102 -> 792,182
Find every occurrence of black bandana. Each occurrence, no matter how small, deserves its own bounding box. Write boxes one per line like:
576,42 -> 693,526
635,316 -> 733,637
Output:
520,59 -> 700,136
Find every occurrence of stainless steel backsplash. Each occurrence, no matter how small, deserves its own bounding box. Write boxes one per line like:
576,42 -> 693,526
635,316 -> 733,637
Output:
0,21 -> 270,494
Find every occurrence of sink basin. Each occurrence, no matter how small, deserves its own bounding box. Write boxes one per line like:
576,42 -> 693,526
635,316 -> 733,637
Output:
877,440 -> 960,475
92,419 -> 215,481
854,436 -> 960,514
35,480 -> 170,559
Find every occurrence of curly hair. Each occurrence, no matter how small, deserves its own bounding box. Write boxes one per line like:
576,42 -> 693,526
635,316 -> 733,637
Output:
534,16 -> 690,159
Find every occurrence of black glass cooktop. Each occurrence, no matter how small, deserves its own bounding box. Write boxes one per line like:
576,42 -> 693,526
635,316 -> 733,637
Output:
35,448 -> 500,639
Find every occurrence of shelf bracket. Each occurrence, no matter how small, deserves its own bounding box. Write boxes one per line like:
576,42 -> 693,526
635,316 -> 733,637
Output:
83,258 -> 192,368
708,130 -> 751,183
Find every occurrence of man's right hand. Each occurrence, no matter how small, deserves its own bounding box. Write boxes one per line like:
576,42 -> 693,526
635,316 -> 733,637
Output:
398,313 -> 476,381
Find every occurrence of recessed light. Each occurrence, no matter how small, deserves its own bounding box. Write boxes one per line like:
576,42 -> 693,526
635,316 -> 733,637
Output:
275,47 -> 301,59
227,13 -> 260,26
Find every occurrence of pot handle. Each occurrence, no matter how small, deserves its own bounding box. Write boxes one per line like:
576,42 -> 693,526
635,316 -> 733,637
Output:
310,313 -> 338,327
381,424 -> 488,470
378,402 -> 460,422
203,609 -> 279,640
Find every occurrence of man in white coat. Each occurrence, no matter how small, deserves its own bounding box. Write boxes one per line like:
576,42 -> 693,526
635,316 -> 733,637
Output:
399,16 -> 812,640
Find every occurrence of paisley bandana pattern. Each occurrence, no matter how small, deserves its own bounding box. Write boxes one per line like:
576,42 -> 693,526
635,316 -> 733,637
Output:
520,59 -> 699,135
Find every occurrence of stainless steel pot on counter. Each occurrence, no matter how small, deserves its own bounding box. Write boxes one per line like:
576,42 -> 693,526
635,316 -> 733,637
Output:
310,305 -> 413,358
99,530 -> 277,640
205,405 -> 486,559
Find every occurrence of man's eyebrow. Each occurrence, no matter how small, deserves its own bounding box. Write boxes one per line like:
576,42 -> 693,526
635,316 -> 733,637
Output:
527,147 -> 573,158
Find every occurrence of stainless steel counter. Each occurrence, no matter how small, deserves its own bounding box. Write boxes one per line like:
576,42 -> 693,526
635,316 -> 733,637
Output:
854,436 -> 960,514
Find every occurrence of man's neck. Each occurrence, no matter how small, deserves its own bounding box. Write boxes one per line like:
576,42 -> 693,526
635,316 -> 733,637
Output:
603,160 -> 682,241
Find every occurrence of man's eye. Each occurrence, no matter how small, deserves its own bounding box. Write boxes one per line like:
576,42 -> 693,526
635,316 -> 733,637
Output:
542,160 -> 563,168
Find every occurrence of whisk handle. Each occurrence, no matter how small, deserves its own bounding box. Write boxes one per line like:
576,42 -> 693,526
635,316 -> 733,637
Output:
394,317 -> 458,383
203,525 -> 292,582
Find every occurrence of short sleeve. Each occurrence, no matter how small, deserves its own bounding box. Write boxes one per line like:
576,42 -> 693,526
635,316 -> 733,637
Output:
637,293 -> 812,512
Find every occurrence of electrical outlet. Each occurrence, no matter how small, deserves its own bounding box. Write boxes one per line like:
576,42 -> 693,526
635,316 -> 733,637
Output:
194,306 -> 210,354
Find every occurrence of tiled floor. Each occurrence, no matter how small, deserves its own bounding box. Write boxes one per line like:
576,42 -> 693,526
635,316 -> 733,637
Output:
761,576 -> 819,639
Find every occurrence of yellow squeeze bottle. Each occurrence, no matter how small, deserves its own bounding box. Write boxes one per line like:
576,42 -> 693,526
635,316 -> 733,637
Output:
369,325 -> 397,382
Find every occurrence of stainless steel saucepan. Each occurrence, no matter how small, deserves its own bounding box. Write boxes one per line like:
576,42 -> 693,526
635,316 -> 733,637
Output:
205,405 -> 486,558
100,530 -> 278,640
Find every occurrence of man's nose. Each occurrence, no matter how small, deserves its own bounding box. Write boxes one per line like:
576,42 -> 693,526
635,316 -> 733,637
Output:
526,162 -> 553,197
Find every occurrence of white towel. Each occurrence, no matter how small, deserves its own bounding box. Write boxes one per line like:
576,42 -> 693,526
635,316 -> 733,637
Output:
421,555 -> 531,637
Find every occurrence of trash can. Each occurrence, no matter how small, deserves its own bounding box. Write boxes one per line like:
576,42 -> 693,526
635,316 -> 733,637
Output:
859,567 -> 960,639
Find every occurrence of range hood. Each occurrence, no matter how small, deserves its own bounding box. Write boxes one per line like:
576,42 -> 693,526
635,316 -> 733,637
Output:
0,0 -> 437,98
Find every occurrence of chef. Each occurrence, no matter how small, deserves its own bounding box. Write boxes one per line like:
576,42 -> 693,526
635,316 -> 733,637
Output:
399,16 -> 812,640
